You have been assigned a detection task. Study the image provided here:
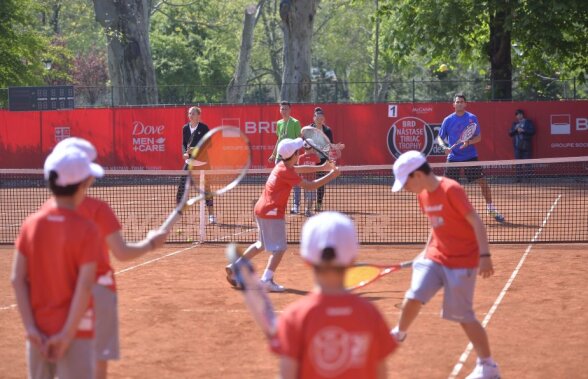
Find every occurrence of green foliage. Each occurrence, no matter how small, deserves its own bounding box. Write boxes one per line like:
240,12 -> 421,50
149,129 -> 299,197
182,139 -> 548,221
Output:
0,0 -> 50,86
378,0 -> 588,98
150,1 -> 245,103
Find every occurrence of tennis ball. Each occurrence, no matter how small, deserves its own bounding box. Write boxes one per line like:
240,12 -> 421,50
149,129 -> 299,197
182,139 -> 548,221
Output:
176,229 -> 183,235
439,64 -> 449,73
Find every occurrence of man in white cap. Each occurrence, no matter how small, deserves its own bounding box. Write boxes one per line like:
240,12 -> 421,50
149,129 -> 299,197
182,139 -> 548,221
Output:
43,137 -> 169,379
390,150 -> 500,379
12,147 -> 105,378
270,212 -> 398,378
226,138 -> 340,292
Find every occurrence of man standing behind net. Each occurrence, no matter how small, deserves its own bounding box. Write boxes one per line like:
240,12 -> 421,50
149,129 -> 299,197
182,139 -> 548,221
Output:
509,109 -> 535,181
437,93 -> 505,223
269,101 -> 302,214
176,106 -> 216,224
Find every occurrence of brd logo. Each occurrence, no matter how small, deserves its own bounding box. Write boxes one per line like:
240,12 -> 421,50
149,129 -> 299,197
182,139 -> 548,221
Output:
387,117 -> 435,158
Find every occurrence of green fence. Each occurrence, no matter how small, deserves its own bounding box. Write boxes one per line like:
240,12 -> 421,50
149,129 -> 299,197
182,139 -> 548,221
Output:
1,79 -> 586,109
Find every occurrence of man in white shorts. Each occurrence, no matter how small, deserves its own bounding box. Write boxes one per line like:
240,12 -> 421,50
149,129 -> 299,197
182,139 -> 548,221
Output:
389,150 -> 501,379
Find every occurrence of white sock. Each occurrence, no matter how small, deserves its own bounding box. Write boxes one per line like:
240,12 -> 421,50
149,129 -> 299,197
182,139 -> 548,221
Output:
391,326 -> 407,341
478,357 -> 495,365
486,202 -> 496,210
261,269 -> 274,282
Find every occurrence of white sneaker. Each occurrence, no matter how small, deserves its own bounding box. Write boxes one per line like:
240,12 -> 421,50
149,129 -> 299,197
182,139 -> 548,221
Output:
465,361 -> 501,379
390,328 -> 407,343
290,205 -> 299,214
260,279 -> 286,293
209,215 -> 217,224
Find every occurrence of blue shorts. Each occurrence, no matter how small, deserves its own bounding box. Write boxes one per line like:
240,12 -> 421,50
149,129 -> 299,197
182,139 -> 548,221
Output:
256,217 -> 287,254
406,257 -> 477,323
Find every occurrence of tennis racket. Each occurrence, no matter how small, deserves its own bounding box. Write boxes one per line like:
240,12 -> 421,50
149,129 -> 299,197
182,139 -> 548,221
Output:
226,244 -> 277,339
161,126 -> 251,231
301,126 -> 341,161
448,122 -> 477,150
345,260 -> 413,291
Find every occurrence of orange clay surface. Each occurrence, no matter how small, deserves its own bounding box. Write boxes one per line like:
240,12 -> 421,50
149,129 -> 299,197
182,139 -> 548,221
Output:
1,243 -> 586,379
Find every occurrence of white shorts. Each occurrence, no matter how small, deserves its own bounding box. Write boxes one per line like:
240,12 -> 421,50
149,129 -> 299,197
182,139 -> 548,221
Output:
27,338 -> 95,379
93,284 -> 120,361
256,217 -> 287,254
406,257 -> 477,323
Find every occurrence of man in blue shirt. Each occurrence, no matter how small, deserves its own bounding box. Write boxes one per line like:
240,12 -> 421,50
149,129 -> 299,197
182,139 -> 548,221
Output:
437,94 -> 505,223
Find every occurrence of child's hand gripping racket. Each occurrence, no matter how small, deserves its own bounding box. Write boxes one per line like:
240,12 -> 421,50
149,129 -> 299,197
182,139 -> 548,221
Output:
345,260 -> 413,291
448,122 -> 477,150
300,126 -> 343,162
161,127 -> 251,231
226,244 -> 277,339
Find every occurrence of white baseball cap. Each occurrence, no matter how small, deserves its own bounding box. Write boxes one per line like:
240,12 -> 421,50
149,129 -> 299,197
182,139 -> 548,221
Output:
44,147 -> 104,186
391,150 -> 427,192
300,212 -> 358,267
277,137 -> 304,160
53,137 -> 97,161
45,137 -> 98,179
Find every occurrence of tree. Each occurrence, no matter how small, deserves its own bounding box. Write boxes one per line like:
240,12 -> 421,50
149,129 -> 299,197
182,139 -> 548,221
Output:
93,0 -> 158,105
0,0 -> 49,87
227,1 -> 267,103
379,0 -> 588,100
279,0 -> 318,102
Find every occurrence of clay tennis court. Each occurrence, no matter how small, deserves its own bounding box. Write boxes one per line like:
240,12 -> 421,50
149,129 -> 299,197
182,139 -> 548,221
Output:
1,240 -> 587,378
1,161 -> 587,378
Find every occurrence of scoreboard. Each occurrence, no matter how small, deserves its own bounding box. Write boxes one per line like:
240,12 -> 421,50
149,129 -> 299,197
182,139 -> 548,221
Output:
8,86 -> 74,111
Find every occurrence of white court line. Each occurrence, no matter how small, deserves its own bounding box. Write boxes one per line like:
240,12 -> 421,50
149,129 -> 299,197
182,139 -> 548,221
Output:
0,226 -> 257,312
448,194 -> 562,379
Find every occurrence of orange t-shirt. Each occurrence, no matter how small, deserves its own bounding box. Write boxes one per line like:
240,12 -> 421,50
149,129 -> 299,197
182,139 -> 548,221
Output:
418,177 -> 479,268
43,197 -> 122,291
254,162 -> 302,219
15,206 -> 104,338
270,292 -> 397,379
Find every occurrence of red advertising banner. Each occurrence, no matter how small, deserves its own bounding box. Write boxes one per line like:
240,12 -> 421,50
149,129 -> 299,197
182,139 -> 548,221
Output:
1,101 -> 586,169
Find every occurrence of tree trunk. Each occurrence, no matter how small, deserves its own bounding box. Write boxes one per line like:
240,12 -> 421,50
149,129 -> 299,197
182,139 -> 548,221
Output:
227,1 -> 266,104
261,2 -> 283,88
92,0 -> 158,106
279,0 -> 317,102
488,1 -> 513,100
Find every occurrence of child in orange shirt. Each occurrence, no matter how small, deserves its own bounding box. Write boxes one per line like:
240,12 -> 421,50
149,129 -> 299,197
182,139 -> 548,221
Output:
270,212 -> 397,378
43,138 -> 169,379
12,147 -> 105,378
390,150 -> 500,379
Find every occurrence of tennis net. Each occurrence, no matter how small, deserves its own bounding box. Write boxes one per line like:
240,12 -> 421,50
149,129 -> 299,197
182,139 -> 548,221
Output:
1,156 -> 587,245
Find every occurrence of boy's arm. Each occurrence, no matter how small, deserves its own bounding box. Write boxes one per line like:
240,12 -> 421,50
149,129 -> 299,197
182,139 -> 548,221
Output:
299,167 -> 340,190
465,211 -> 494,278
11,251 -> 47,353
294,159 -> 333,174
107,229 -> 169,262
279,356 -> 299,379
46,262 -> 96,361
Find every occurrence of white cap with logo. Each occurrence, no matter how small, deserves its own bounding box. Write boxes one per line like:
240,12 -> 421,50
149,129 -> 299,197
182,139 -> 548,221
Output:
391,150 -> 427,192
53,137 -> 97,161
277,137 -> 304,160
44,137 -> 98,179
44,147 -> 104,186
300,211 -> 358,267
